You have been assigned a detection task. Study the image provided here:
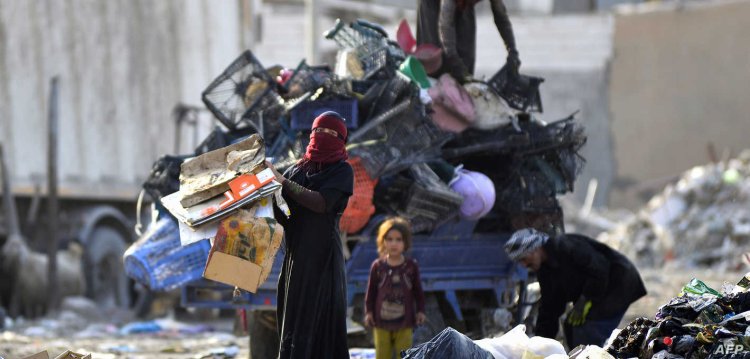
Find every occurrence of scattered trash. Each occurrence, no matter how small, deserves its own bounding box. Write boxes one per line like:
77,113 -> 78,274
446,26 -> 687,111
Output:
194,345 -> 239,359
118,320 -> 162,335
604,273 -> 750,358
105,344 -> 137,354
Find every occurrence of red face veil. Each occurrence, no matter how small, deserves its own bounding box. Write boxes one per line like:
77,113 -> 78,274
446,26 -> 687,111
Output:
303,111 -> 348,165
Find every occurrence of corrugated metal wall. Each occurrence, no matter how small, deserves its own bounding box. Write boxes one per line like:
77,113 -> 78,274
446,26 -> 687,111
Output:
0,0 -> 243,199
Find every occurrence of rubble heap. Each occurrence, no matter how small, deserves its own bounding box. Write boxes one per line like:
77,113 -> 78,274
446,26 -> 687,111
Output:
599,151 -> 750,269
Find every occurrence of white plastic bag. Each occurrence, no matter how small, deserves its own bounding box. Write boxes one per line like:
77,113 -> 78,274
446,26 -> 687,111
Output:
528,336 -> 566,357
474,325 -> 531,359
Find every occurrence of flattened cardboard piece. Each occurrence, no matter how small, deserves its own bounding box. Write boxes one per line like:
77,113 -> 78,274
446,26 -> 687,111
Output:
203,251 -> 263,293
161,180 -> 281,227
22,351 -> 49,359
179,135 -> 265,207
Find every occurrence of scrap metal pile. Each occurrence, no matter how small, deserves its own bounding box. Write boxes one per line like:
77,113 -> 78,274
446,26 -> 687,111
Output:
599,150 -> 750,270
191,18 -> 587,236
126,18 -> 587,293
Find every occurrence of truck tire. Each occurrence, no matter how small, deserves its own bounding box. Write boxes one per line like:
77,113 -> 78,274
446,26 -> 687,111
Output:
84,226 -> 131,309
249,309 -> 279,359
413,293 -> 446,345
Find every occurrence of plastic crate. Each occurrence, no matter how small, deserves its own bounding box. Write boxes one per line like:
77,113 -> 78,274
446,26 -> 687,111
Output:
124,217 -> 211,292
359,46 -> 395,80
487,64 -> 544,113
202,50 -> 283,131
352,101 -> 452,178
290,99 -> 359,130
325,19 -> 388,50
340,157 -> 378,234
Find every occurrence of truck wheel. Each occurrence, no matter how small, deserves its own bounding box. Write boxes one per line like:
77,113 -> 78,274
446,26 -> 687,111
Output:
249,309 -> 279,359
413,293 -> 446,345
84,226 -> 130,309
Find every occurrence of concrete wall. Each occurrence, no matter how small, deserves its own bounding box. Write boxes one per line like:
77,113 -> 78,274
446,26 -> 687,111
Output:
608,0 -> 750,208
0,0 -> 243,199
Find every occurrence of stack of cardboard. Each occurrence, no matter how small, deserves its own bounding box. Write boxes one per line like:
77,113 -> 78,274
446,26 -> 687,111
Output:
160,134 -> 289,293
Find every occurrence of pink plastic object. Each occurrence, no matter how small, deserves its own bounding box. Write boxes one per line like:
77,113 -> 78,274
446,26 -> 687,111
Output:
449,169 -> 496,220
397,19 -> 417,54
428,74 -> 477,133
276,68 -> 293,85
396,19 -> 442,75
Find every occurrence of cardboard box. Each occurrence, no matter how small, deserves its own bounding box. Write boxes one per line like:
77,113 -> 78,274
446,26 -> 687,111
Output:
203,251 -> 263,293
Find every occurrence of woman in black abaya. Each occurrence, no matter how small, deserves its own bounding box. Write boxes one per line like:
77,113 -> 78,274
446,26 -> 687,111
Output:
267,111 -> 353,359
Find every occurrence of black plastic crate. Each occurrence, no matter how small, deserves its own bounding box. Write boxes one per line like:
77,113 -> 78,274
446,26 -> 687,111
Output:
487,64 -> 544,113
202,50 -> 282,130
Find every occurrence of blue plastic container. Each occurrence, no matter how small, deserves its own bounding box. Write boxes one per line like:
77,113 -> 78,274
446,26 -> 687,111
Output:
124,217 -> 211,291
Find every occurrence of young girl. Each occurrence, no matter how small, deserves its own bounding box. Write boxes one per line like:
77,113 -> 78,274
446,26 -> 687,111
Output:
365,217 -> 426,359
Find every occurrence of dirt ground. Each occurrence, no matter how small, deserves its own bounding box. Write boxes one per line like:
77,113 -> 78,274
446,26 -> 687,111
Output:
0,267 -> 742,359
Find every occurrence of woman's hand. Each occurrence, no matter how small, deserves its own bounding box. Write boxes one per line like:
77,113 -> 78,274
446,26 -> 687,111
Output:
416,312 -> 426,326
266,161 -> 285,184
364,313 -> 375,328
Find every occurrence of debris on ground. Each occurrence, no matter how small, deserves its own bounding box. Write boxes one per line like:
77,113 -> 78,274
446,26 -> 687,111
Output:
603,273 -> 750,359
598,150 -> 750,270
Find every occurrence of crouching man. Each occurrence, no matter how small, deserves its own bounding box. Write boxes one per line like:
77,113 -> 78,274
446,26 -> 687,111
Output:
505,228 -> 647,349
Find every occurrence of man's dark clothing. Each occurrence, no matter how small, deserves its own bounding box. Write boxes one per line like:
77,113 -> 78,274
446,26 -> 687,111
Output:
535,234 -> 646,343
417,0 -> 477,75
416,0 -> 517,76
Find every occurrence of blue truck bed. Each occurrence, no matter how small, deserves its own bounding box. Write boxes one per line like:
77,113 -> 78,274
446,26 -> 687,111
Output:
182,227 -> 527,324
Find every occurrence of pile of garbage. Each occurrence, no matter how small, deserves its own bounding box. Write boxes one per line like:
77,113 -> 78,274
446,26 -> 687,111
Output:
599,150 -> 750,269
603,274 -> 750,359
193,18 -> 585,235
402,275 -> 750,359
126,18 -> 587,292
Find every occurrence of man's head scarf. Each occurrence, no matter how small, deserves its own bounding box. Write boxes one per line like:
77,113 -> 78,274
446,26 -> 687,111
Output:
302,111 -> 348,165
504,228 -> 550,261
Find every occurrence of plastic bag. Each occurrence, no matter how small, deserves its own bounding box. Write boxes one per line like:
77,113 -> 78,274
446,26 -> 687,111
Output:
402,327 -> 493,359
568,345 -> 615,359
474,325 -> 530,359
682,278 -> 722,298
527,336 -> 566,357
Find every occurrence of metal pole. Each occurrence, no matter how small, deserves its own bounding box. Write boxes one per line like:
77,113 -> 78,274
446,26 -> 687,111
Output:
47,77 -> 60,310
0,144 -> 20,237
305,0 -> 319,64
